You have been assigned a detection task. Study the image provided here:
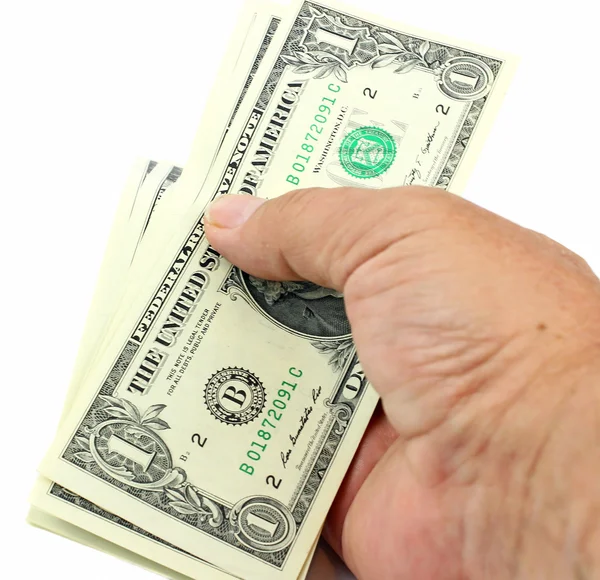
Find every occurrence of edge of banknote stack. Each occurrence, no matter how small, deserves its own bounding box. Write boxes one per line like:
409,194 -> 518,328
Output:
28,0 -> 519,578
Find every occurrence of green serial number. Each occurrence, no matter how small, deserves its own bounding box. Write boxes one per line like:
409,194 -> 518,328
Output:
285,83 -> 342,188
239,367 -> 303,476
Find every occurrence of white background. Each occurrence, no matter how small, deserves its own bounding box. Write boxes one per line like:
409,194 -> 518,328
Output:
1,0 -> 598,578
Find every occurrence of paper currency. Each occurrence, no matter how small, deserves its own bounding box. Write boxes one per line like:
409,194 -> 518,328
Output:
32,0 -> 517,578
30,157 -> 316,580
30,157 -> 319,579
29,5 -> 323,577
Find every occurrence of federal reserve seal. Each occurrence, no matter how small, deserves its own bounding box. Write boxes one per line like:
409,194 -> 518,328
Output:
339,126 -> 397,179
204,368 -> 265,426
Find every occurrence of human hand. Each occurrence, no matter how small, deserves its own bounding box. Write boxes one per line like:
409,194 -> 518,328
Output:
205,187 -> 600,579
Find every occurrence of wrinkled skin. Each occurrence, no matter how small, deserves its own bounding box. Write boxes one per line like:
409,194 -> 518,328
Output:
205,187 -> 600,579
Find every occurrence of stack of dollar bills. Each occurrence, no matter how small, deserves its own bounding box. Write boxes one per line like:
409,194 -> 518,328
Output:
29,0 -> 517,578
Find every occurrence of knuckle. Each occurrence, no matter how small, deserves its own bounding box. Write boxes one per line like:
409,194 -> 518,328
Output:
273,187 -> 321,219
273,186 -> 359,225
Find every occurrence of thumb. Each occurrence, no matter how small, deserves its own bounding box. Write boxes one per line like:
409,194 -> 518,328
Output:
204,186 -> 442,290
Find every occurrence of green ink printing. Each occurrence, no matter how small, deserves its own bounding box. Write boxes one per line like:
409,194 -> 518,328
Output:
339,126 -> 397,179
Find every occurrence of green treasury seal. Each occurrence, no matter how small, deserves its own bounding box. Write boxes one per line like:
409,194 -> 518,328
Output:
339,126 -> 397,179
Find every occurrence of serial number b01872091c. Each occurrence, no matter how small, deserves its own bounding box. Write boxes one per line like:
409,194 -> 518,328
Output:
239,367 -> 303,476
285,82 -> 342,188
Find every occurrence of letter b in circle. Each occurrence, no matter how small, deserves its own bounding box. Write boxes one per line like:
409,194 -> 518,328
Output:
221,385 -> 248,409
204,367 -> 266,426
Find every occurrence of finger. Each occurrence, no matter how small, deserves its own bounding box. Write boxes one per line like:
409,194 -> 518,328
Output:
322,403 -> 398,557
204,186 -> 447,291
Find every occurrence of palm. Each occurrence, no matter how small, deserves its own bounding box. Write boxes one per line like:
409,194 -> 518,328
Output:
326,414 -> 466,579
